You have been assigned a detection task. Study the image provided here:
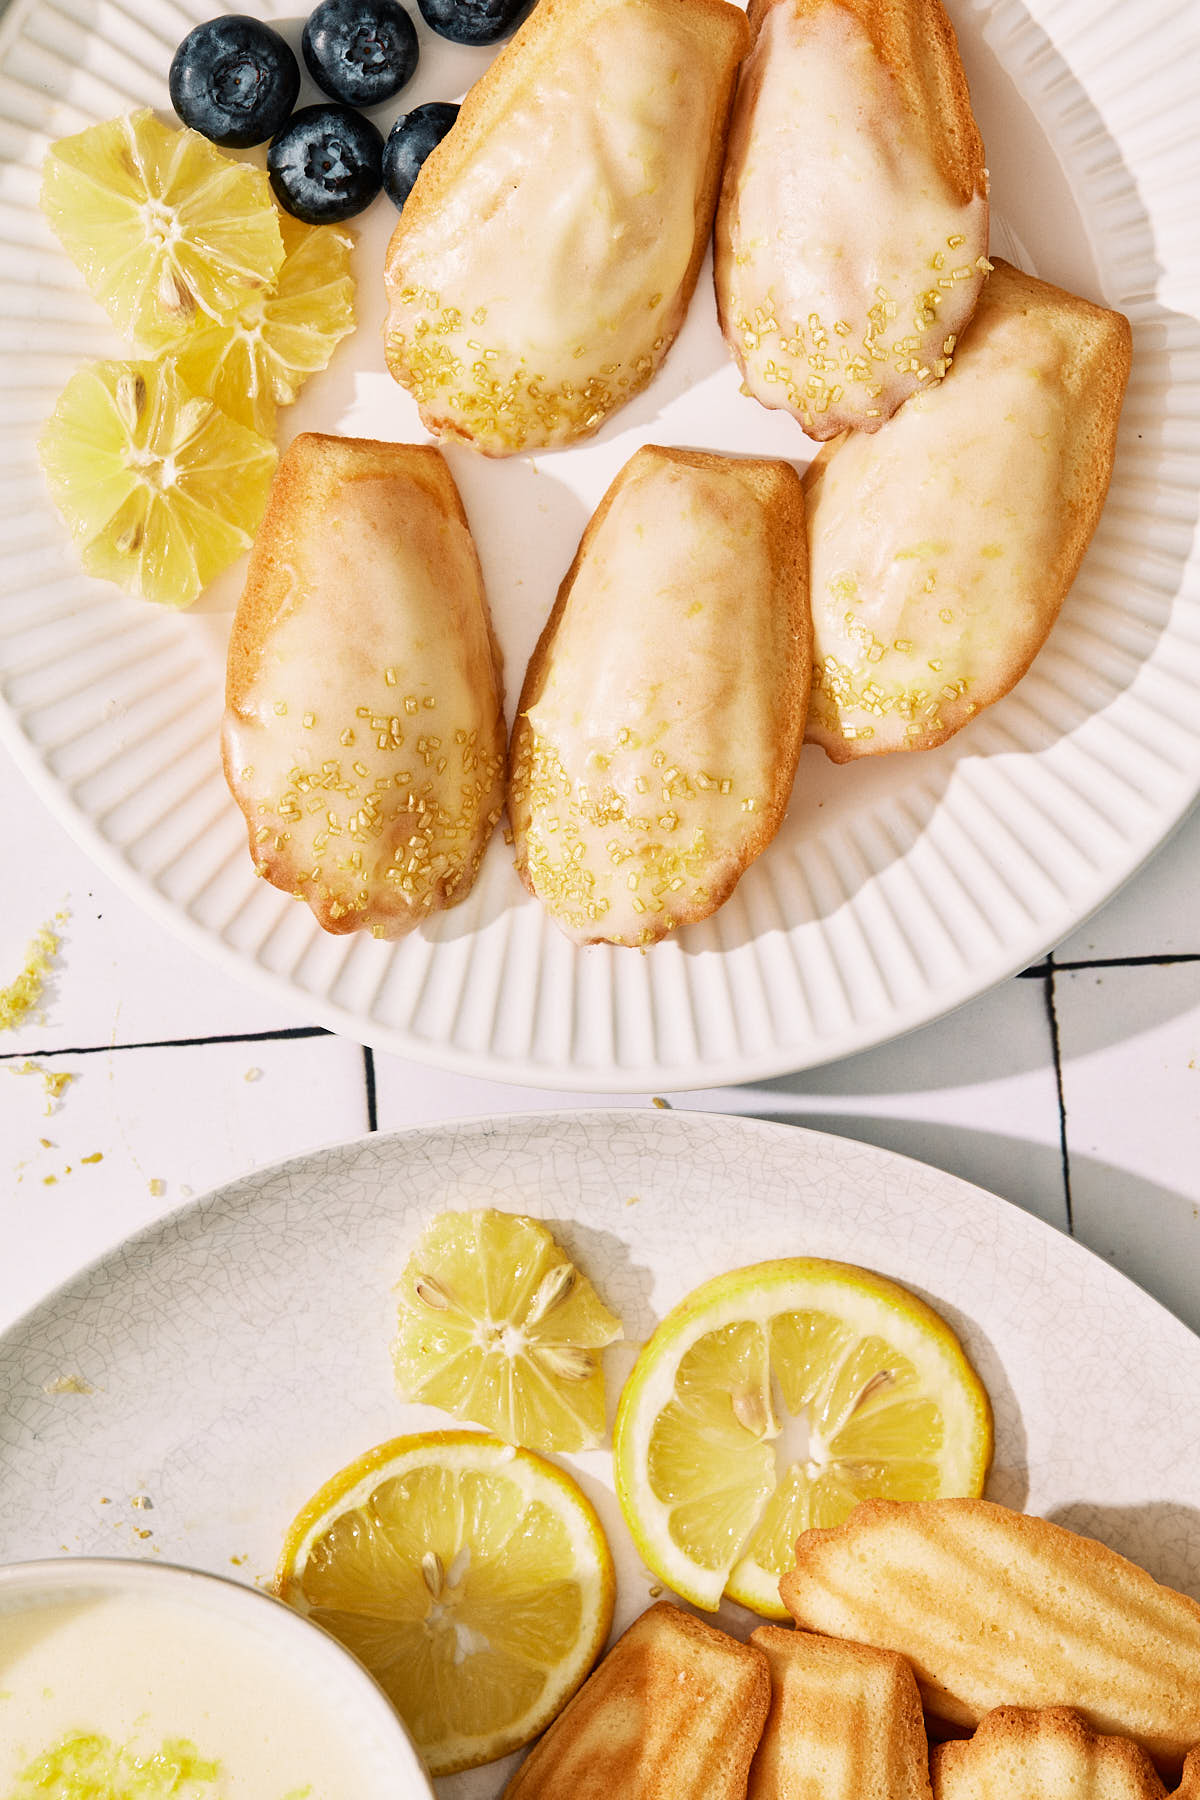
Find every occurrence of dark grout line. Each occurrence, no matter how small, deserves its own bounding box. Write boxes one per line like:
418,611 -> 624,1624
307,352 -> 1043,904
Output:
363,1044 -> 378,1133
1018,951 -> 1200,979
0,1025 -> 332,1062
1050,952 -> 1200,972
1042,955 -> 1074,1235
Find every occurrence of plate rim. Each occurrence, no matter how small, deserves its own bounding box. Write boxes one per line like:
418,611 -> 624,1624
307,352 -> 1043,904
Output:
2,1108 -> 1197,1356
4,721 -> 1199,1091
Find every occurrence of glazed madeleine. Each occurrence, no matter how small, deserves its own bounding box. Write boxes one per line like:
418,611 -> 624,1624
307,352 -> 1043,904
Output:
509,445 -> 810,946
383,0 -> 748,456
715,0 -> 989,439
222,433 -> 505,938
805,260 -> 1131,760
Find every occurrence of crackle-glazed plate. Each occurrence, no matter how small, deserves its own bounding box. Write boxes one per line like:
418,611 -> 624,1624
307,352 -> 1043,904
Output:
0,0 -> 1198,1090
1,1111 -> 1199,1798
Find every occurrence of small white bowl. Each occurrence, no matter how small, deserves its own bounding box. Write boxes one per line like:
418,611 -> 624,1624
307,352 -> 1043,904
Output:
0,1557 -> 434,1797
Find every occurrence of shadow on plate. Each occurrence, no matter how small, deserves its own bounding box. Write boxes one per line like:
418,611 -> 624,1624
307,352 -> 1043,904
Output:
1046,1499 -> 1200,1604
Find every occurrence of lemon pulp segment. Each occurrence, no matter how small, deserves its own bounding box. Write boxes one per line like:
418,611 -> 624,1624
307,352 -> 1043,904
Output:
392,1210 -> 623,1454
174,215 -> 356,435
41,110 -> 284,353
39,359 -> 276,608
613,1258 -> 992,1616
276,1432 -> 615,1776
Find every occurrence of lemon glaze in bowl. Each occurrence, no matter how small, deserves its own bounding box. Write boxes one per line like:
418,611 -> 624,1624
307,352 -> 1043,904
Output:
0,1557 -> 434,1798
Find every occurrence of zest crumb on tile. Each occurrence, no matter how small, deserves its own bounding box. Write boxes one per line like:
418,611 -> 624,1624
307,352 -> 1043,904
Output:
11,1060 -> 76,1113
0,917 -> 65,1031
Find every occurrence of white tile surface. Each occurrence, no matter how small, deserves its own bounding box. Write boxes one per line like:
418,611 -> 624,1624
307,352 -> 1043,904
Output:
695,975 -> 1068,1229
1056,961 -> 1200,1336
3,738 -> 1200,1347
1,745 -> 310,1052
1056,796 -> 1200,963
0,1033 -> 368,1330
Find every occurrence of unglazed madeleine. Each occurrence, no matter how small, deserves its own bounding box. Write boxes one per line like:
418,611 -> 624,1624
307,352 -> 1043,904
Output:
223,433 -> 505,938
747,1627 -> 933,1800
804,260 -> 1132,760
715,0 -> 988,439
779,1499 -> 1200,1771
504,1602 -> 770,1800
932,1709 -> 1171,1800
508,445 -> 810,946
383,0 -> 748,456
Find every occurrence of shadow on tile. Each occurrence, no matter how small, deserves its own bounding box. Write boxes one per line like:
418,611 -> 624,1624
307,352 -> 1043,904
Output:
1054,958 -> 1200,1064
748,984 -> 1055,1093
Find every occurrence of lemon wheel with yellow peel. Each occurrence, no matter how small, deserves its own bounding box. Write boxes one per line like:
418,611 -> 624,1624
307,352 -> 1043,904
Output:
392,1210 -> 623,1454
613,1258 -> 992,1617
275,1431 -> 615,1776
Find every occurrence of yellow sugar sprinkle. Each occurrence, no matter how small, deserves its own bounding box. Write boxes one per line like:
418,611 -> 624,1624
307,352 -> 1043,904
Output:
149,1178 -> 166,1197
81,1151 -> 103,1165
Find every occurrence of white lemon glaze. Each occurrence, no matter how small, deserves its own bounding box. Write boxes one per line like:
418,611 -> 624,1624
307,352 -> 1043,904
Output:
805,278 -> 1105,756
384,0 -> 738,454
511,451 -> 805,945
223,462 -> 504,936
718,1 -> 988,437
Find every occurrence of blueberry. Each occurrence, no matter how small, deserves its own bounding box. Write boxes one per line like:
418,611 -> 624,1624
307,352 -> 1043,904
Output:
416,0 -> 531,47
169,15 -> 300,148
382,103 -> 459,209
268,104 -> 384,223
302,0 -> 419,108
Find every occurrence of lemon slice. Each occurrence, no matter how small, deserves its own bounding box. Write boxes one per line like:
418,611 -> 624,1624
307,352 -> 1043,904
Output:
392,1210 -> 623,1454
276,1431 -> 615,1776
41,109 -> 284,352
175,214 -> 356,436
613,1258 -> 992,1617
39,358 -> 276,608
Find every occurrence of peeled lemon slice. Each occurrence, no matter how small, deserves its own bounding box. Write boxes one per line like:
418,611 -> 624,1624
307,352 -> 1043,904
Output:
38,358 -> 276,608
276,1431 -> 615,1776
175,214 -> 356,436
613,1258 -> 992,1617
41,109 -> 284,352
392,1210 -> 623,1454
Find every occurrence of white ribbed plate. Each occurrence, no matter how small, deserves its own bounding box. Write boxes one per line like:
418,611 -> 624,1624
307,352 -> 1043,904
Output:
1,0 -> 1197,1090
2,1110 -> 1199,1798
